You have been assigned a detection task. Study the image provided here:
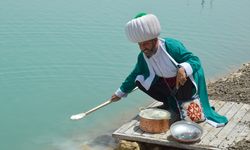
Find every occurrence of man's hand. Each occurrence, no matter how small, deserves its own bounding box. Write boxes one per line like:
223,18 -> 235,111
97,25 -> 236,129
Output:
111,94 -> 121,102
176,67 -> 187,89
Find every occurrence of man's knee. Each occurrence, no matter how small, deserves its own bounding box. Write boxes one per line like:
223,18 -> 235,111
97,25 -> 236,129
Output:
135,81 -> 146,91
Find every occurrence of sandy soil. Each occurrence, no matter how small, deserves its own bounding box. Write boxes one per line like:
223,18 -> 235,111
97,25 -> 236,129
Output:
207,63 -> 250,104
207,62 -> 250,150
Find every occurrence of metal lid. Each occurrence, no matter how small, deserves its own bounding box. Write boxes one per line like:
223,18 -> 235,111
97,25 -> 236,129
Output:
139,108 -> 171,120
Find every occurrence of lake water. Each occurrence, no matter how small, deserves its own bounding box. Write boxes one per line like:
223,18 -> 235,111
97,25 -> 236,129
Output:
0,0 -> 250,150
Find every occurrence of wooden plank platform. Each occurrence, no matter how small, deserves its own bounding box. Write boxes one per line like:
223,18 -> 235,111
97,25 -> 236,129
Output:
112,100 -> 250,150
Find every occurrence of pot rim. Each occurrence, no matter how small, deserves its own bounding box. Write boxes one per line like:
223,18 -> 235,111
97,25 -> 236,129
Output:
139,108 -> 171,120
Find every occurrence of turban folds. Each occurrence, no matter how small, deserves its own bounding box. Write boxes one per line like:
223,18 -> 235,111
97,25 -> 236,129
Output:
125,13 -> 161,43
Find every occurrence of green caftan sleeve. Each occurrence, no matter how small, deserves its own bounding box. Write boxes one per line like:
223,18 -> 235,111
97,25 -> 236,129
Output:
119,53 -> 145,93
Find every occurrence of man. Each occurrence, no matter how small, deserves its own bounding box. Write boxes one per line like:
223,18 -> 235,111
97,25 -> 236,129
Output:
111,13 -> 228,126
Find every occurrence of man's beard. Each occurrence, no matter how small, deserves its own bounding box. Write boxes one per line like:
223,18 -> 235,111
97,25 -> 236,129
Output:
144,47 -> 157,58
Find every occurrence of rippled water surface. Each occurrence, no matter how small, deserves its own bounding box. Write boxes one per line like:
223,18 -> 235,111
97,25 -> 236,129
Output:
0,0 -> 250,150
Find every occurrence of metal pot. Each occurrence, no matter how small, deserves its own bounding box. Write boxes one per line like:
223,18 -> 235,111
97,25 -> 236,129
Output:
139,108 -> 171,133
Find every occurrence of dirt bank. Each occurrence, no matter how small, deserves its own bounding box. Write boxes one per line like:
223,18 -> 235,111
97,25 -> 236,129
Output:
207,63 -> 250,104
207,62 -> 250,150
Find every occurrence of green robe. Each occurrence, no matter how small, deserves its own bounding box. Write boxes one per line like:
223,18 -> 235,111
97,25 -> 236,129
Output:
119,38 -> 228,125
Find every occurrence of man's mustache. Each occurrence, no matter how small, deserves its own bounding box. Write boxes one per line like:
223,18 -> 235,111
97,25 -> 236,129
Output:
143,49 -> 151,52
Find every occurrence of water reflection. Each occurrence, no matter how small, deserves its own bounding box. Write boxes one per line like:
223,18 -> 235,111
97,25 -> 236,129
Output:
200,0 -> 214,12
201,0 -> 205,9
201,0 -> 214,9
210,0 -> 214,9
187,0 -> 214,10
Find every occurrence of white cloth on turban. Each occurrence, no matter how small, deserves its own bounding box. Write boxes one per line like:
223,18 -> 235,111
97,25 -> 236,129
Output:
125,14 -> 161,43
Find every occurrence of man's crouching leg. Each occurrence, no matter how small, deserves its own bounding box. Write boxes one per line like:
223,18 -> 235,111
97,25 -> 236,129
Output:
135,80 -> 171,109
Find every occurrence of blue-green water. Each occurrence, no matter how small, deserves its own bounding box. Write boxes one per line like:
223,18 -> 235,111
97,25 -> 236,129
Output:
0,0 -> 250,150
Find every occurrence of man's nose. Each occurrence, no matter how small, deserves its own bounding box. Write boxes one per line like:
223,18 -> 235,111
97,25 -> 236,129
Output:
139,44 -> 145,50
140,45 -> 147,51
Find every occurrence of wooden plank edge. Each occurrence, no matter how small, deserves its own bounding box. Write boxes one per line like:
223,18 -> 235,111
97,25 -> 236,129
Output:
112,132 -> 220,150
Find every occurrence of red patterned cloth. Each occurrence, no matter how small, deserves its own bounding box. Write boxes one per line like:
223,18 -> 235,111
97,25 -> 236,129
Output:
179,98 -> 205,122
187,102 -> 203,122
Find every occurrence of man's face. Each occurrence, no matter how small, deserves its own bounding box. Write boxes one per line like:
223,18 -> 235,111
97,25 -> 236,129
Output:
138,38 -> 158,58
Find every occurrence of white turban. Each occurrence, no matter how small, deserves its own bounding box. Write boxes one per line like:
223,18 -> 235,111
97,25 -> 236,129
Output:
125,13 -> 161,43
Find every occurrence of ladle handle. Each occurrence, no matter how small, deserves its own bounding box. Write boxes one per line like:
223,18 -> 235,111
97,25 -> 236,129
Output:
85,99 -> 112,116
70,87 -> 138,120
